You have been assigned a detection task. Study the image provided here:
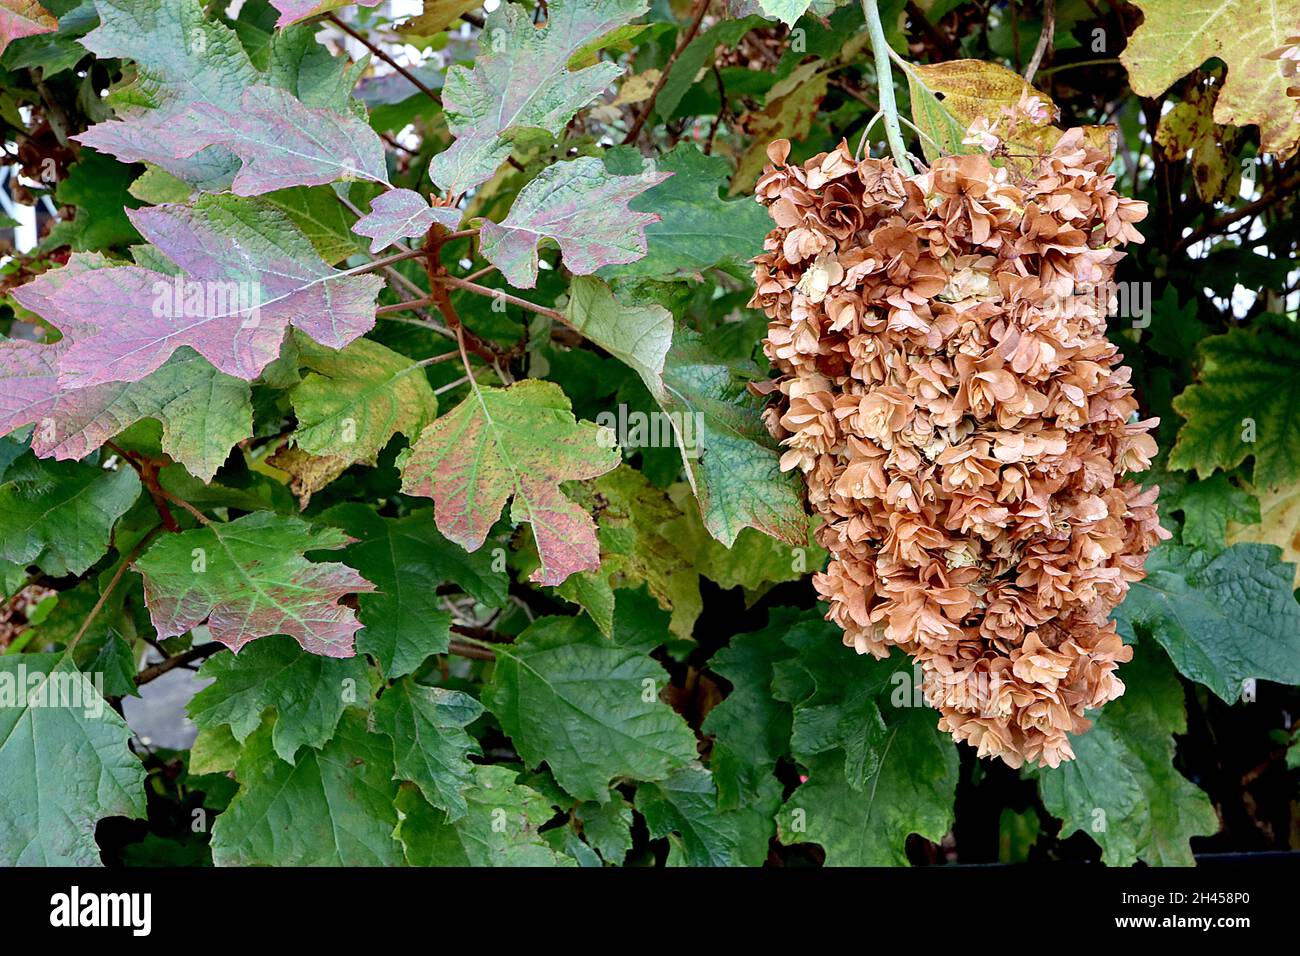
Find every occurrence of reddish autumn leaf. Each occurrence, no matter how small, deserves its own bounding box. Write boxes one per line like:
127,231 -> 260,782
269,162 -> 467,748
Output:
77,85 -> 391,196
133,512 -> 376,658
0,0 -> 56,55
479,157 -> 668,288
38,196 -> 381,388
352,188 -> 460,253
398,379 -> 619,586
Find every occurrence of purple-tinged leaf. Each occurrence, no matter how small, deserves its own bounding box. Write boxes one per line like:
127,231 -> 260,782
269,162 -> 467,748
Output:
0,0 -> 56,55
428,0 -> 646,195
479,157 -> 668,288
77,85 -> 390,196
133,511 -> 376,658
269,0 -> 383,29
0,340 -> 251,482
398,379 -> 620,586
352,188 -> 460,254
39,196 -> 381,387
77,0 -> 261,191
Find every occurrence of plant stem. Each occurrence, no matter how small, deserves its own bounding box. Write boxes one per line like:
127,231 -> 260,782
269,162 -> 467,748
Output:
325,13 -> 439,103
862,0 -> 914,175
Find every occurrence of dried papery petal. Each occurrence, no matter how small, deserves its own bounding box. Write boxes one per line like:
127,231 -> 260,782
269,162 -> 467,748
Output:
752,136 -> 1167,768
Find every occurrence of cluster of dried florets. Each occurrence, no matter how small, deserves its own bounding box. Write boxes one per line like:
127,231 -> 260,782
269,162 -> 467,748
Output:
750,129 -> 1167,768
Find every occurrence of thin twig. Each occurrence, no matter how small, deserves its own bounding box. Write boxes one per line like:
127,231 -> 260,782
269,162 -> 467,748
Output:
66,526 -> 164,653
326,12 -> 440,103
136,642 -> 225,686
1023,0 -> 1055,81
622,0 -> 711,145
436,274 -> 564,321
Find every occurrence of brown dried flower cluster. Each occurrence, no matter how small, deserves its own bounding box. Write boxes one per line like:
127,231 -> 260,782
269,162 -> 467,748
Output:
750,129 -> 1168,768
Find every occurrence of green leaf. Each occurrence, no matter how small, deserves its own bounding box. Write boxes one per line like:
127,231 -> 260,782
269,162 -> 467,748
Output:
702,610 -> 797,809
0,454 -> 140,577
1163,473 -> 1259,550
635,765 -> 746,866
428,0 -> 647,194
1169,317 -> 1300,491
575,797 -> 634,864
585,466 -> 704,641
480,615 -> 698,802
398,379 -> 620,587
1036,646 -> 1219,866
323,504 -> 508,679
600,144 -> 773,280
133,511 -> 375,658
563,276 -> 673,388
187,635 -> 372,764
211,711 -> 403,865
659,329 -> 808,547
264,184 -> 367,263
1111,542 -> 1300,702
0,0 -> 57,57
371,680 -> 484,820
394,764 -> 572,866
0,654 -> 146,865
778,705 -> 958,866
289,334 -> 438,468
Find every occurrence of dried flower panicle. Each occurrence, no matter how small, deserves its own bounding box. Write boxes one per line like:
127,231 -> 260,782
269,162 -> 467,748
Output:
750,130 -> 1168,768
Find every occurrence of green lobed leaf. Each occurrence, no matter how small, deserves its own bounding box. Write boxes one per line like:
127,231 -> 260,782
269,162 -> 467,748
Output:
1111,542 -> 1300,702
0,654 -> 146,865
480,615 -> 698,802
187,634 -> 373,764
0,454 -> 140,577
371,679 -> 484,820
211,711 -> 403,865
1036,646 -> 1219,866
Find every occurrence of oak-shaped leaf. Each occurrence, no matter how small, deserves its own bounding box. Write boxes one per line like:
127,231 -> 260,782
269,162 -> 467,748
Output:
635,765 -> 779,867
599,144 -> 774,280
428,0 -> 647,195
480,615 -> 699,802
76,0 -> 262,190
0,0 -> 56,56
41,196 -> 382,388
395,764 -> 572,866
0,454 -> 141,577
79,85 -> 391,196
210,711 -> 403,865
1168,316 -> 1300,491
132,511 -> 376,658
352,188 -> 460,253
1111,542 -> 1300,702
322,504 -> 508,679
289,335 -> 439,468
1121,0 -> 1300,159
398,378 -> 619,586
479,156 -> 668,288
0,654 -> 146,865
371,680 -> 484,820
187,635 -> 374,764
0,340 -> 252,483
1036,646 -> 1219,866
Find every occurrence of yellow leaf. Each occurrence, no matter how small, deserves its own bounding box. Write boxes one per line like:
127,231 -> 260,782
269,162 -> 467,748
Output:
399,0 -> 481,39
908,59 -> 1115,172
1228,484 -> 1300,587
1121,0 -> 1300,159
